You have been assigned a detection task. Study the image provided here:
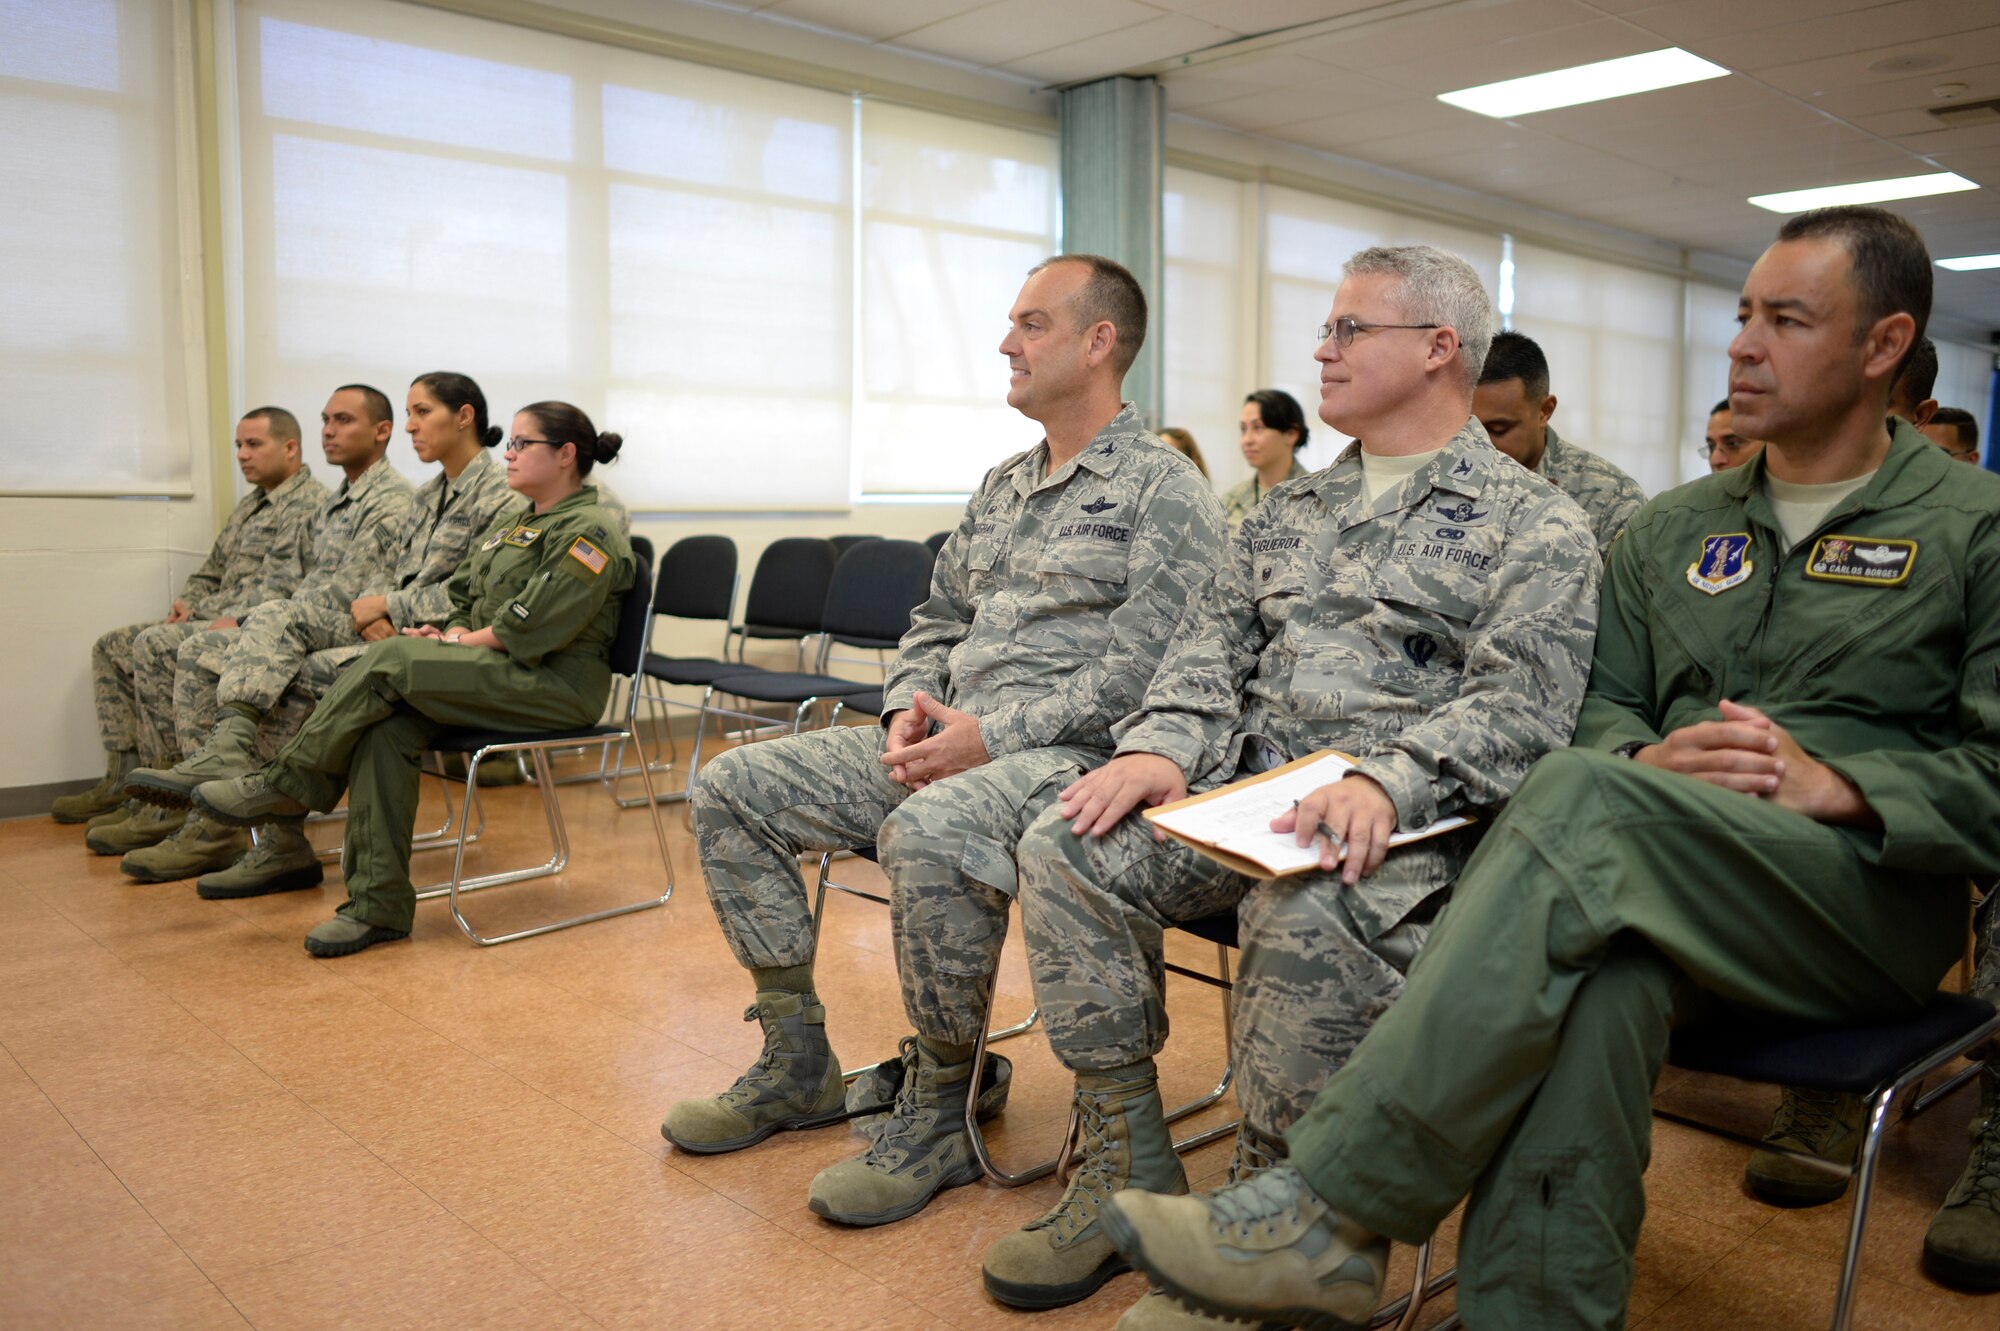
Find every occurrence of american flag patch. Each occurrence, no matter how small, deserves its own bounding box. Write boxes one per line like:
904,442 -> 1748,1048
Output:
568,537 -> 608,575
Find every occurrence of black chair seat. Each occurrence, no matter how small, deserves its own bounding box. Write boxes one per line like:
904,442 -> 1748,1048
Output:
432,723 -> 623,753
708,670 -> 881,705
1670,992 -> 1996,1096
643,654 -> 757,686
1174,910 -> 1240,950
842,688 -> 884,716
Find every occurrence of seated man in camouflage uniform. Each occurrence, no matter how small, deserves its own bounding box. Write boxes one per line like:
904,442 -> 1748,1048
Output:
660,255 -> 1227,1233
1472,329 -> 1647,558
66,408 -> 323,846
111,385 -> 415,883
1100,206 -> 1995,1331
996,246 -> 1601,1321
126,374 -> 514,896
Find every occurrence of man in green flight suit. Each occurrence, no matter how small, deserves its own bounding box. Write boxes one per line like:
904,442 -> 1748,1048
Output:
1097,206 -> 2000,1331
192,402 -> 634,958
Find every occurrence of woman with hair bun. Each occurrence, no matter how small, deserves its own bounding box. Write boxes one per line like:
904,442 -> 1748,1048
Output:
191,400 -> 637,958
1222,388 -> 1311,533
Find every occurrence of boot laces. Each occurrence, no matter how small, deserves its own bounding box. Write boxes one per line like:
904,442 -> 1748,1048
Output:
1228,1125 -> 1283,1183
873,1038 -> 940,1156
1771,1088 -> 1851,1153
1958,1112 -> 2000,1215
1030,1090 -> 1119,1236
716,1001 -> 794,1109
1206,1165 -> 1313,1243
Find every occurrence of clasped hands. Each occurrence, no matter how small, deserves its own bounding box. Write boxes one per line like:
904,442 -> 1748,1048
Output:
1053,751 -> 1398,887
1633,698 -> 1873,825
881,691 -> 990,790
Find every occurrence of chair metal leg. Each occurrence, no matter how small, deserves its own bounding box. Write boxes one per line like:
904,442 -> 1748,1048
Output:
1908,1060 -> 1983,1117
1830,1087 -> 1897,1331
1365,1240 -> 1459,1331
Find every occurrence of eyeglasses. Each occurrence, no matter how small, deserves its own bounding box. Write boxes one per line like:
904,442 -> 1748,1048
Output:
1695,437 -> 1757,459
504,436 -> 556,455
1316,316 -> 1442,348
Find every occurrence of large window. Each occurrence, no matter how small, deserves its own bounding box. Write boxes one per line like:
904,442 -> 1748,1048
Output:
1936,340 -> 1994,448
1510,243 -> 1683,495
1,0 -> 195,494
1682,280 -> 1742,486
1161,167 -> 1251,491
237,0 -> 1063,510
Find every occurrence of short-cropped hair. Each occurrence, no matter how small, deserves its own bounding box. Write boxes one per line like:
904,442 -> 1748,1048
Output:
1478,330 -> 1550,400
1030,254 -> 1149,378
1934,406 -> 1981,449
1342,245 -> 1495,388
334,383 -> 394,426
1777,206 -> 1932,353
242,406 -> 300,443
1893,335 -> 1938,404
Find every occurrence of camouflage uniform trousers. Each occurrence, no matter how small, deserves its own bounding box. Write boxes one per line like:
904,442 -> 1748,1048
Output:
1016,801 -> 1431,1140
102,621 -> 206,764
171,603 -> 362,757
691,722 -> 1092,1044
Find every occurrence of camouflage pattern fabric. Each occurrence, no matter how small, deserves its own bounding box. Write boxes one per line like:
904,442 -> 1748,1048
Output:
1220,459 -> 1308,535
1535,427 -> 1647,560
373,448 -> 515,629
592,478 -> 633,537
1017,417 -> 1602,1140
698,404 -> 1226,1033
84,468 -> 325,757
693,725 -> 1093,1042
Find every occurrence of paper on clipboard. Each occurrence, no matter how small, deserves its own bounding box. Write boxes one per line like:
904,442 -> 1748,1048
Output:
1142,750 -> 1473,878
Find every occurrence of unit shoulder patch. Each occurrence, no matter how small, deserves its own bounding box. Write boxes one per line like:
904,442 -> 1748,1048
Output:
567,536 -> 608,576
1687,532 -> 1753,596
1803,535 -> 1917,587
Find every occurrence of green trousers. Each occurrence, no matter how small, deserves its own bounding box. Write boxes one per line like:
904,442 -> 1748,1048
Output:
266,637 -> 605,932
1287,747 -> 1965,1331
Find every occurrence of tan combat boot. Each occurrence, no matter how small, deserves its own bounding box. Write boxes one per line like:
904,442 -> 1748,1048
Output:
1117,1124 -> 1288,1331
127,709 -> 261,808
807,1037 -> 980,1226
120,811 -> 248,883
983,1062 -> 1188,1309
52,750 -> 139,823
662,991 -> 848,1154
197,822 -> 324,899
84,802 -> 187,856
1745,1086 -> 1863,1207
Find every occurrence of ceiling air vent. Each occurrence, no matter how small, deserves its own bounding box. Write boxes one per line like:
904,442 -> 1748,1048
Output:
1929,97 -> 2000,127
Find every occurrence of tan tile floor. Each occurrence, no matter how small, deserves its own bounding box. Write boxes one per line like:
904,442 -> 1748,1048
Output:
3,750 -> 1997,1329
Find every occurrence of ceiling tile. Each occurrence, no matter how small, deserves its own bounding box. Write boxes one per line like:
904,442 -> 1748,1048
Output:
1774,60 -> 2000,122
1160,52 -> 1345,109
1289,0 -> 1602,75
998,13 -> 1237,85
1142,0 -> 1384,35
892,0 -> 1163,68
1370,19 -> 1670,95
1262,95 -> 1479,150
1618,0 -> 1895,46
1188,68 -> 1411,132
758,0 -> 993,42
1749,27 -> 2000,91
1710,0 -> 1998,70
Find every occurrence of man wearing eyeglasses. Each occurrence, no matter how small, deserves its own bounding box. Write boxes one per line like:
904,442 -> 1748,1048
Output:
1923,407 -> 1981,464
663,255 -> 1228,1235
1473,329 -> 1645,558
1702,398 -> 1763,473
994,245 -> 1599,1323
108,385 -> 416,882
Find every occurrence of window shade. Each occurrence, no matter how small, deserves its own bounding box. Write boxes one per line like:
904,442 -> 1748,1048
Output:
1162,166 -> 1250,491
1,0 -> 194,494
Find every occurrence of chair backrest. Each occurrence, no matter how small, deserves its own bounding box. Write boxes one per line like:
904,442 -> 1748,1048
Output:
630,534 -> 654,567
607,549 -> 658,678
819,539 -> 934,648
652,534 -> 738,622
743,537 -> 838,636
924,530 -> 951,557
831,534 -> 878,559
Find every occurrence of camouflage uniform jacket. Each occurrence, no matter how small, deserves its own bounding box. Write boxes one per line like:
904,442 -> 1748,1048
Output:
367,449 -> 514,629
1536,426 -> 1647,559
290,456 -> 417,614
885,402 -> 1227,762
182,467 -> 327,620
1221,458 -> 1309,534
591,478 -> 633,536
1116,419 -> 1603,936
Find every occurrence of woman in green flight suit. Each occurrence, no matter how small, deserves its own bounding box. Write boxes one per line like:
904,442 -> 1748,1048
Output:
195,400 -> 636,957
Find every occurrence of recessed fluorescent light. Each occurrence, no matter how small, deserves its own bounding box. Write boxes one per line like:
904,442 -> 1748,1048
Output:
1747,172 -> 1978,213
1938,253 -> 2000,271
1437,48 -> 1729,118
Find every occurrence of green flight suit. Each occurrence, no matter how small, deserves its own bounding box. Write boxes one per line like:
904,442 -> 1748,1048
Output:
1286,421 -> 2000,1331
263,486 -> 634,932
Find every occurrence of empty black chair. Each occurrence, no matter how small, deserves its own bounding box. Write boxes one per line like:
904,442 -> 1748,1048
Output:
831,534 -> 878,560
725,536 -> 838,665
629,534 -> 653,566
682,540 -> 935,805
924,530 -> 951,557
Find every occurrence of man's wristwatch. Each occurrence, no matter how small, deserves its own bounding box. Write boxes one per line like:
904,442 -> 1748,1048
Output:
445,631 -> 463,645
1612,740 -> 1649,760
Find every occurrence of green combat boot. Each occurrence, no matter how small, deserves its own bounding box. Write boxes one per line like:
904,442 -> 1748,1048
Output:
84,802 -> 186,856
120,812 -> 248,883
88,798 -> 142,831
1103,1164 -> 1389,1331
661,992 -> 848,1154
1924,1066 -> 2000,1290
984,1062 -> 1190,1309
126,709 -> 260,808
1745,1087 -> 1863,1207
847,1040 -> 1014,1142
807,1037 -> 980,1226
193,771 -> 307,827
303,915 -> 409,958
52,750 -> 139,823
1116,1124 -> 1289,1331
197,822 -> 324,899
